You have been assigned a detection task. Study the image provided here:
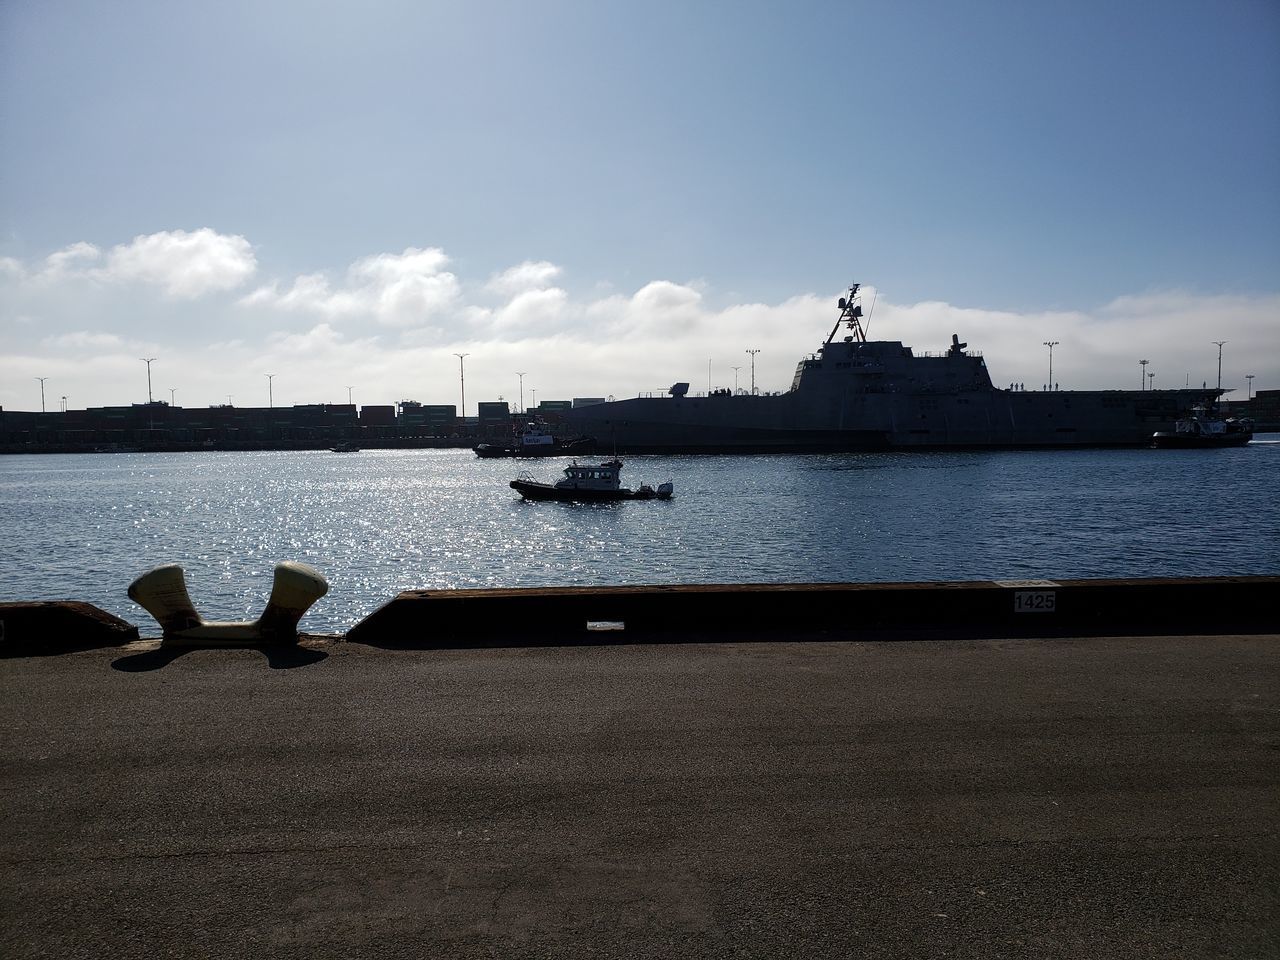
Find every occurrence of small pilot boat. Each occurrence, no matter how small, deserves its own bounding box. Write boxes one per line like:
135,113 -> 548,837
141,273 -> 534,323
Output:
510,459 -> 673,502
1152,403 -> 1253,448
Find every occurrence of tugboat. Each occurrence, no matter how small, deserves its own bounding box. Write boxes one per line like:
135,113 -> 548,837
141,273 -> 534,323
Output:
1152,403 -> 1253,448
474,421 -> 596,458
510,459 -> 674,502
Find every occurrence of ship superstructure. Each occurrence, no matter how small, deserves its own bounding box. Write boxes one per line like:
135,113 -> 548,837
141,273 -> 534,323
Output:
561,282 -> 1220,452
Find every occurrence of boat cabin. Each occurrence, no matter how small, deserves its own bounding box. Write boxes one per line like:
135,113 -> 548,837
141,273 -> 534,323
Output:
554,460 -> 623,491
517,423 -> 556,448
1174,404 -> 1252,438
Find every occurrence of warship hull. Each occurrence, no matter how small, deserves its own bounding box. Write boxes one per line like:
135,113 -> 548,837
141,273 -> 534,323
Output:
562,388 -> 1217,453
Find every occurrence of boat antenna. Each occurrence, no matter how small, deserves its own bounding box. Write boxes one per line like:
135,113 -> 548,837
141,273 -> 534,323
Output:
863,289 -> 878,340
826,282 -> 866,345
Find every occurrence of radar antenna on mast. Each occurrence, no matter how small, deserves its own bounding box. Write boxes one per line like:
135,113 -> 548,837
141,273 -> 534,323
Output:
827,282 -> 867,344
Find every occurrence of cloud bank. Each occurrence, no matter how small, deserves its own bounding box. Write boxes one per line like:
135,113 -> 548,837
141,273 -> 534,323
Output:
3,230 -> 1277,411
240,247 -> 460,326
4,229 -> 257,298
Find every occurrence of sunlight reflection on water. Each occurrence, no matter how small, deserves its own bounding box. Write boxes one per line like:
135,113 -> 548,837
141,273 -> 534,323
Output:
2,442 -> 1277,632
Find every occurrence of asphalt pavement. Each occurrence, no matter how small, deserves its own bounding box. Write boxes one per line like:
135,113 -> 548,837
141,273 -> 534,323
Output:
2,633 -> 1278,959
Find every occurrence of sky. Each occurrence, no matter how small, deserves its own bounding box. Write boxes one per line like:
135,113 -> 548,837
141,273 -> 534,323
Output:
2,0 -> 1277,412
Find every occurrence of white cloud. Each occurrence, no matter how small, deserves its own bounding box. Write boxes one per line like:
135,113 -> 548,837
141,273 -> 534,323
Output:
491,287 -> 570,331
265,322 -> 356,355
632,280 -> 701,315
41,331 -> 126,350
0,242 -> 101,286
609,281 -> 705,338
242,246 -> 460,326
486,260 -> 562,297
240,273 -> 361,317
351,247 -> 450,285
95,229 -> 256,297
42,242 -> 101,278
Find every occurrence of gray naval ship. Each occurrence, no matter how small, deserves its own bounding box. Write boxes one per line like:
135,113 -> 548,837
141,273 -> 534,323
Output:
562,282 -> 1220,452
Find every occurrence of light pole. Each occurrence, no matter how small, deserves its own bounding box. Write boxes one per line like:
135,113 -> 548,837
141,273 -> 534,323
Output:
1211,341 -> 1227,392
266,373 -> 275,408
35,377 -> 48,412
346,386 -> 354,406
1139,359 -> 1149,391
516,372 -> 526,414
708,359 -> 713,395
168,388 -> 176,406
227,395 -> 233,407
746,349 -> 761,395
454,353 -> 469,422
1246,374 -> 1255,400
731,366 -> 742,394
1147,372 -> 1155,390
1043,341 -> 1059,391
60,396 -> 68,413
140,357 -> 156,404
531,388 -> 537,410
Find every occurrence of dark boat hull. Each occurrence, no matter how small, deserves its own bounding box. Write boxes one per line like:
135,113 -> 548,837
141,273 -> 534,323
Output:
1151,432 -> 1253,449
509,480 -> 669,502
475,437 -> 597,458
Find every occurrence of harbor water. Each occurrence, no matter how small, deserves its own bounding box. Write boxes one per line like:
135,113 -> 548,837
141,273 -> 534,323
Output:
3,442 -> 1278,633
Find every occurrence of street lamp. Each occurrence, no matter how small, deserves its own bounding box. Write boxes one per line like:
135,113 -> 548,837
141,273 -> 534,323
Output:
1211,341 -> 1227,392
60,396 -> 68,413
169,388 -> 176,406
731,366 -> 742,394
35,377 -> 48,413
1147,372 -> 1155,390
454,353 -> 470,422
1246,374 -> 1255,400
266,373 -> 276,408
1043,341 -> 1059,391
1139,359 -> 1149,391
346,386 -> 354,406
746,349 -> 761,395
140,358 -> 157,404
516,372 -> 527,414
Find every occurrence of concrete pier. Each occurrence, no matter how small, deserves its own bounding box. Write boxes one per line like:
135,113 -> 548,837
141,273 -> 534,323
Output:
2,628 -> 1277,958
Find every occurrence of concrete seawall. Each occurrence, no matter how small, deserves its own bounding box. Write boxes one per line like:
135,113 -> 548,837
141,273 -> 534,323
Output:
344,576 -> 1280,648
5,576 -> 1277,653
0,600 -> 138,654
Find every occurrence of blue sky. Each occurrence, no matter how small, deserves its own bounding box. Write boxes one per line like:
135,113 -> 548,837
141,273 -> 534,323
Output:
2,0 -> 1277,410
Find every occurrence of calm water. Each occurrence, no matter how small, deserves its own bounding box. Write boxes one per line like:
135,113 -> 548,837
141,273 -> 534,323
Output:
3,442 -> 1278,633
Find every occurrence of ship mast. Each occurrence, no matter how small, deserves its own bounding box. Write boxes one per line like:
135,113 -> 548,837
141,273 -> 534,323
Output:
826,283 -> 867,345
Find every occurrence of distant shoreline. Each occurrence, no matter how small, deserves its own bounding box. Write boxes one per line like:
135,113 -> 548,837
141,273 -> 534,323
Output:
0,438 -> 478,455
